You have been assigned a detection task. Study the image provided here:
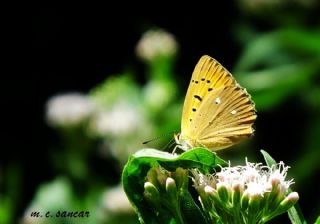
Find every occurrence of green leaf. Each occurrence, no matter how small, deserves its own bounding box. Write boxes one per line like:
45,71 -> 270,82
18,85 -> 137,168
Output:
260,150 -> 277,167
287,205 -> 308,224
179,190 -> 208,224
260,150 -> 307,224
122,148 -> 226,223
236,61 -> 319,111
132,148 -> 227,173
315,216 -> 320,224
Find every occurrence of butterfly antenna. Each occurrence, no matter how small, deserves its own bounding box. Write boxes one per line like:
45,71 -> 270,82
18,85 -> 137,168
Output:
142,131 -> 176,145
161,138 -> 176,151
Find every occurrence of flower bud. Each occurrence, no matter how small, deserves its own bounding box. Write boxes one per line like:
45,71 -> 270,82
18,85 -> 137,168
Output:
144,182 -> 160,205
172,168 -> 188,189
248,193 -> 262,218
277,192 -> 299,213
205,186 -> 225,210
166,177 -> 177,199
232,181 -> 243,206
217,182 -> 230,204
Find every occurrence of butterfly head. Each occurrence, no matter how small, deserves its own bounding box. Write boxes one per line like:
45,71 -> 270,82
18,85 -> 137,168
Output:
174,133 -> 193,151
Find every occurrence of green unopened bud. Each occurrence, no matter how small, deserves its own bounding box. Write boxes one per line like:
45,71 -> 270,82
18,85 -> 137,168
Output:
146,168 -> 159,186
248,193 -> 263,219
267,185 -> 285,212
277,192 -> 299,213
172,168 -> 188,189
196,186 -> 211,211
262,192 -> 299,223
156,168 -> 169,187
232,181 -> 243,207
166,177 -> 177,199
144,181 -> 160,205
205,185 -> 225,210
217,182 -> 230,204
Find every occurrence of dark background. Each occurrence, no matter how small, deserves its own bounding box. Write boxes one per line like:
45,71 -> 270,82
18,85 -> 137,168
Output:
2,2 -> 319,223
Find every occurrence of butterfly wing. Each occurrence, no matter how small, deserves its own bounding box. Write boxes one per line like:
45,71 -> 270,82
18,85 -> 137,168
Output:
181,55 -> 237,133
181,55 -> 256,150
190,86 -> 256,150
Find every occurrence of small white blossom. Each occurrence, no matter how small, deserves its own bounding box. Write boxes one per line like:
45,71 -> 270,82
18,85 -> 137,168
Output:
136,29 -> 178,62
90,101 -> 142,137
191,169 -> 216,190
143,80 -> 176,110
46,93 -> 95,127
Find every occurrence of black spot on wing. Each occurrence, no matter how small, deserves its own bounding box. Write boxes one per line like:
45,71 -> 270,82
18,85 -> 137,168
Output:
192,108 -> 197,112
194,95 -> 202,102
208,88 -> 213,92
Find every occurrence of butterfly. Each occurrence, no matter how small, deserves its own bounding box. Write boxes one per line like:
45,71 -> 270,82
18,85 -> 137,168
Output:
174,55 -> 257,151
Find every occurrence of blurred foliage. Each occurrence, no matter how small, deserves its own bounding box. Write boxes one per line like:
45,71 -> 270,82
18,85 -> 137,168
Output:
234,29 -> 320,111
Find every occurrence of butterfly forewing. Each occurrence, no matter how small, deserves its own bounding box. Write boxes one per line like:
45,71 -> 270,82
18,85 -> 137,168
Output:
181,55 -> 256,151
181,55 -> 237,132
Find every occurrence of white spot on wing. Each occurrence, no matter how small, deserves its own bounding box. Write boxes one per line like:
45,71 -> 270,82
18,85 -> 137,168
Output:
231,110 -> 237,115
215,97 -> 221,104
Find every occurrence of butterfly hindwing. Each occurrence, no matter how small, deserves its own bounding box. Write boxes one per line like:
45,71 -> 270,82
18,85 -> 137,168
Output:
190,86 -> 256,150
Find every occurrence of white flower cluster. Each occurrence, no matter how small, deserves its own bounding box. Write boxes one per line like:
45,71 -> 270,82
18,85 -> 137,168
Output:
192,160 -> 299,223
90,101 -> 143,137
46,93 -> 95,127
136,29 -> 178,62
216,160 -> 294,197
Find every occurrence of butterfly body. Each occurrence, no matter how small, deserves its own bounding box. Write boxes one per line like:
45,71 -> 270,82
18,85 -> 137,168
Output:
175,55 -> 256,151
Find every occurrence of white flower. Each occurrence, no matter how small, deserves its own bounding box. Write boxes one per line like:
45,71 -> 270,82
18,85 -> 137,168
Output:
136,29 -> 178,62
143,80 -> 177,110
46,93 -> 95,127
268,161 -> 294,194
191,169 -> 216,190
212,160 -> 294,197
90,101 -> 143,137
192,159 -> 298,223
102,185 -> 133,214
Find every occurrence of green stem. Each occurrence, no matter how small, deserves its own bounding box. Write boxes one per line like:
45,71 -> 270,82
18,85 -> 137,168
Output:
232,206 -> 243,224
